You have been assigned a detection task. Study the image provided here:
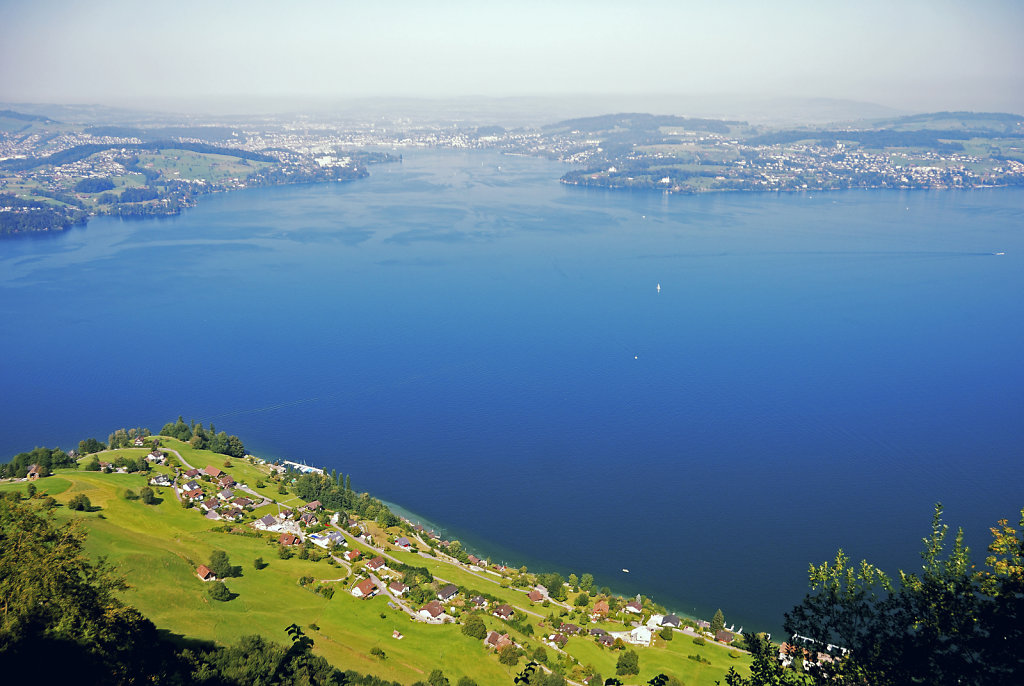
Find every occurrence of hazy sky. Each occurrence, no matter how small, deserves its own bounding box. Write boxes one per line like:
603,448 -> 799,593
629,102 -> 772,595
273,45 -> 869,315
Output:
2,0 -> 1022,113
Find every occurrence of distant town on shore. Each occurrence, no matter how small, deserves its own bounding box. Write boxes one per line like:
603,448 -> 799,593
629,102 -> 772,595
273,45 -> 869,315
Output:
2,107 -> 1022,235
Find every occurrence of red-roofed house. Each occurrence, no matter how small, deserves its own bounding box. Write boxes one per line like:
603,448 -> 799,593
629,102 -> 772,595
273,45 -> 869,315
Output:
528,589 -> 544,602
204,465 -> 223,478
367,556 -> 387,572
196,565 -> 216,581
352,579 -> 377,598
279,533 -> 300,546
492,604 -> 515,620
419,601 -> 444,620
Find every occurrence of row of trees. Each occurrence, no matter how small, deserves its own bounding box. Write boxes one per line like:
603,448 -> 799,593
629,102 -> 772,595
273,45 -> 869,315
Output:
159,416 -> 245,458
292,472 -> 400,528
0,446 -> 77,479
107,427 -> 152,449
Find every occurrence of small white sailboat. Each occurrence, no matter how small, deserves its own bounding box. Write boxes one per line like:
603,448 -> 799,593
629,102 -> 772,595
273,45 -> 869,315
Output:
656,283 -> 661,293
622,568 -> 630,573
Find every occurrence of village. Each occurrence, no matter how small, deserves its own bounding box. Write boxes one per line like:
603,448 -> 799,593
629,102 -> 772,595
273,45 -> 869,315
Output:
7,430 -> 788,685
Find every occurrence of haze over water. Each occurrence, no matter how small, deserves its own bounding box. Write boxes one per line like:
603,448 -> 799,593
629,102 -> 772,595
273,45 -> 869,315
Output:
2,151 -> 1022,633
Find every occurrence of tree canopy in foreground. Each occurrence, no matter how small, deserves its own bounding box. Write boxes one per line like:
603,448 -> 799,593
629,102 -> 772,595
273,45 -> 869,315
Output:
722,504 -> 1024,686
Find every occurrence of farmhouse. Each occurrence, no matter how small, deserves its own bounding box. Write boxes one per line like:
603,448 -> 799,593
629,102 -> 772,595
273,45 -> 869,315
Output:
196,565 -> 216,581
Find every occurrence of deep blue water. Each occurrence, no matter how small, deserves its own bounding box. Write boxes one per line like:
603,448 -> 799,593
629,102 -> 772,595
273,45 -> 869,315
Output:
2,151 -> 1023,634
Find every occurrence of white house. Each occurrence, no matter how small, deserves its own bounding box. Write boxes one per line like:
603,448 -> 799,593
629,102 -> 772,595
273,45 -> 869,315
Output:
254,514 -> 279,531
629,626 -> 652,646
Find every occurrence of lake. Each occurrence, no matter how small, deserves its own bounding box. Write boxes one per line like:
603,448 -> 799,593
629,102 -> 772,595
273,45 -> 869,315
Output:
2,150 -> 1022,634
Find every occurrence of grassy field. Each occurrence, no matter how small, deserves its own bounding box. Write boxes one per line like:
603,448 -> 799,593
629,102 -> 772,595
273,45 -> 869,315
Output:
136,149 -> 272,183
1,460 -> 751,685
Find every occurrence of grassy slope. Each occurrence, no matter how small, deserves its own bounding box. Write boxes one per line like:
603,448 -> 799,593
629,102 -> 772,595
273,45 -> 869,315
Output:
1,460 -> 751,685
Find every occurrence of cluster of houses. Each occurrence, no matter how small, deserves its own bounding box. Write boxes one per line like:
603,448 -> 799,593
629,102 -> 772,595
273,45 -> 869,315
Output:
253,500 -> 330,542
173,465 -> 260,522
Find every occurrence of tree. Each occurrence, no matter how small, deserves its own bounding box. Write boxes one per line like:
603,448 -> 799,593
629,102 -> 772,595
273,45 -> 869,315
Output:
579,573 -> 594,592
744,504 -> 1024,686
0,497 -> 163,680
711,608 -> 725,636
532,645 -> 548,664
456,678 -> 478,686
208,581 -> 232,602
615,649 -> 639,676
209,549 -> 237,579
498,644 -> 523,666
427,668 -> 450,686
26,483 -> 36,498
659,626 -> 674,641
78,438 -> 105,454
68,494 -> 91,511
460,613 -> 487,639
139,486 -> 155,505
254,556 -> 267,570
720,632 -> 804,686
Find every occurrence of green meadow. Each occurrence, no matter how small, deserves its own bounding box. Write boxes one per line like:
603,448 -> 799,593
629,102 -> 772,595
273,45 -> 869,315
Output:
1,454 -> 751,685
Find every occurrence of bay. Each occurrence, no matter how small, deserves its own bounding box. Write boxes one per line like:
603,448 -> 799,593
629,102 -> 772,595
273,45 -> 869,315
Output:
2,150 -> 1022,634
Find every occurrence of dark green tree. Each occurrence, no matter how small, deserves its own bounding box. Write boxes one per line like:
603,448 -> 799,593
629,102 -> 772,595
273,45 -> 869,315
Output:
209,549 -> 237,579
428,668 -> 450,686
711,608 -> 725,636
68,494 -> 91,511
208,581 -> 232,602
78,438 -> 105,454
460,612 -> 487,639
139,487 -> 155,505
616,649 -> 639,676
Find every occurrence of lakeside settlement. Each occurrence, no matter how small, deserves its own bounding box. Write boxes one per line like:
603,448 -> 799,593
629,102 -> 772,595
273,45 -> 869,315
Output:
1,426 -> 767,685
